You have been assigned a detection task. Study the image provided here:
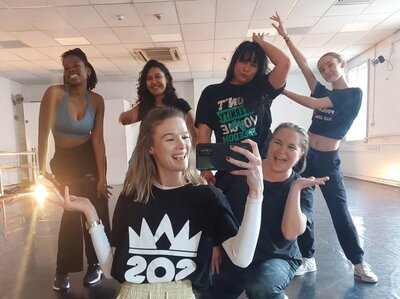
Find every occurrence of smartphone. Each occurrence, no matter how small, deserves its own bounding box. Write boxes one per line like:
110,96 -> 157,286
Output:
196,143 -> 252,171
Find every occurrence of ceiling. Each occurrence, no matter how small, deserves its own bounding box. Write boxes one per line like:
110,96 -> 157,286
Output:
0,0 -> 399,85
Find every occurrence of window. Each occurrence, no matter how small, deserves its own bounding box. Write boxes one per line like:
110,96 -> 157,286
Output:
346,61 -> 368,141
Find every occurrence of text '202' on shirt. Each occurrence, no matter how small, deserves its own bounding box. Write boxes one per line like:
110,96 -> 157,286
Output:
109,184 -> 238,289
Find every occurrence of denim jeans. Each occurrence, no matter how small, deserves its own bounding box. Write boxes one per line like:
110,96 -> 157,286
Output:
203,254 -> 298,299
297,148 -> 364,264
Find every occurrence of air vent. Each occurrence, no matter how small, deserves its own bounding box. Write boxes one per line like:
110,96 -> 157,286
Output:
131,47 -> 180,63
335,0 -> 372,5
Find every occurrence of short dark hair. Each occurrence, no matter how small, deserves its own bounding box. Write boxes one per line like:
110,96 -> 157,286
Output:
136,60 -> 179,121
61,48 -> 98,90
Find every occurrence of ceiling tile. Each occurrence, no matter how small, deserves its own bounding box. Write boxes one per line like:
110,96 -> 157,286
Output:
214,38 -> 242,53
0,9 -> 36,31
54,6 -> 107,28
310,15 -> 355,34
0,49 -> 24,61
112,27 -> 153,44
7,48 -> 51,60
80,28 -> 121,45
97,44 -> 132,58
0,0 -> 89,7
215,21 -> 249,39
181,23 -> 215,41
94,4 -> 143,27
176,0 -> 216,24
36,46 -> 68,60
9,31 -> 59,47
299,33 -> 336,48
374,10 -> 400,30
185,40 -> 214,54
252,0 -> 294,20
363,0 -> 400,14
146,25 -> 181,35
325,3 -> 370,16
216,0 -> 257,22
290,0 -> 334,18
354,30 -> 396,45
135,2 -> 179,26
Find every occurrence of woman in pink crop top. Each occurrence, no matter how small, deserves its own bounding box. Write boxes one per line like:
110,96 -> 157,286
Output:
38,48 -> 111,291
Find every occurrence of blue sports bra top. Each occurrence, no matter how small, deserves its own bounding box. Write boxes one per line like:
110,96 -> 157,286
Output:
52,90 -> 94,138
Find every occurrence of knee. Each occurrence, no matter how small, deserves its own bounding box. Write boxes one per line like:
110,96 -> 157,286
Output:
246,279 -> 283,298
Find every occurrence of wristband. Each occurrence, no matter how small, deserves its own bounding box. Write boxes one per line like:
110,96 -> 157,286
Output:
284,34 -> 290,43
85,219 -> 102,230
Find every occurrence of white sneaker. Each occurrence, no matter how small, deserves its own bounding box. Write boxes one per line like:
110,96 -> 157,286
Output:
284,294 -> 289,299
295,257 -> 317,276
354,262 -> 378,283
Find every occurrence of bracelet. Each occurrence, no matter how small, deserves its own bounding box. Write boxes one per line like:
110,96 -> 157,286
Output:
283,34 -> 290,43
85,219 -> 102,230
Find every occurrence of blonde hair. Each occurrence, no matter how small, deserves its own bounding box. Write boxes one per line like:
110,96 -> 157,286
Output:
121,107 -> 206,203
271,122 -> 309,174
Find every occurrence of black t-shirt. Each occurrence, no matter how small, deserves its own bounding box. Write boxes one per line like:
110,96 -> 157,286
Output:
110,184 -> 238,289
216,171 -> 311,264
308,82 -> 362,140
252,171 -> 312,264
195,76 -> 284,158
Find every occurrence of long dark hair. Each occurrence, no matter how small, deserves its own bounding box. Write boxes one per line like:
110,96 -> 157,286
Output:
61,48 -> 98,90
136,60 -> 179,121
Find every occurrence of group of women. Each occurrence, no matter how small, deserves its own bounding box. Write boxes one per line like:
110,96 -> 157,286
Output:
38,11 -> 378,299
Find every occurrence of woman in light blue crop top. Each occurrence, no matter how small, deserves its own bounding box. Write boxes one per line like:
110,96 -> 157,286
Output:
270,12 -> 378,284
38,48 -> 111,291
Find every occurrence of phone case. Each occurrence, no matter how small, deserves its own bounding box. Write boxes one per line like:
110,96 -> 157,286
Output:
196,143 -> 252,171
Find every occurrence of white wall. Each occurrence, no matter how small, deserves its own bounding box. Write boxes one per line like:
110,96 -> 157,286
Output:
340,31 -> 400,187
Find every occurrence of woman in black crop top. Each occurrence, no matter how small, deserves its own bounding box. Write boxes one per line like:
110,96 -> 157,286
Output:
38,48 -> 111,291
48,107 -> 264,299
270,12 -> 378,283
119,60 -> 197,145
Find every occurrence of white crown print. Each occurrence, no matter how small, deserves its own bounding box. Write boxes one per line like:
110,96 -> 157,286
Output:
128,214 -> 202,258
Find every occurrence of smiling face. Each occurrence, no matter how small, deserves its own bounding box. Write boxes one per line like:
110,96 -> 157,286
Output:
317,54 -> 345,84
149,116 -> 191,184
62,55 -> 89,86
146,67 -> 168,101
266,127 -> 305,176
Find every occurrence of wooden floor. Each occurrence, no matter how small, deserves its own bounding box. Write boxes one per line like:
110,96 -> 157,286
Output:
1,178 -> 400,299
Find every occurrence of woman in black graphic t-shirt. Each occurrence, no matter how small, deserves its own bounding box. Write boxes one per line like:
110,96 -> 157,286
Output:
48,107 -> 264,299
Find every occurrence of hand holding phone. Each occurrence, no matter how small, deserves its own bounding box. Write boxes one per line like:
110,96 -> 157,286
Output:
196,143 -> 252,171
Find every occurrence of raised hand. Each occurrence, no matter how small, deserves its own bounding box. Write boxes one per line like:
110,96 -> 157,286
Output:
270,11 -> 287,37
252,32 -> 266,46
294,176 -> 330,190
228,139 -> 263,199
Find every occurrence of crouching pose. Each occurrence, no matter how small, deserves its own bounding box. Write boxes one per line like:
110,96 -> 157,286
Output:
204,123 -> 329,299
49,107 -> 264,299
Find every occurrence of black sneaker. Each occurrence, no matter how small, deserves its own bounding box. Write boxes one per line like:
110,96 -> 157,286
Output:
83,264 -> 103,285
53,273 -> 70,291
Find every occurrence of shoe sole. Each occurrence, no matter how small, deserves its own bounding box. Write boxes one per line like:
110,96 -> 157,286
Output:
52,282 -> 70,291
354,274 -> 378,283
83,270 -> 103,285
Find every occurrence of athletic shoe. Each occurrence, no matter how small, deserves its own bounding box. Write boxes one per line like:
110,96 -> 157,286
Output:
83,264 -> 103,285
354,262 -> 378,283
53,273 -> 70,291
295,257 -> 317,276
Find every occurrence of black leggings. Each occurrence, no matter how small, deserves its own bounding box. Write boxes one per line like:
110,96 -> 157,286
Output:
50,139 -> 110,273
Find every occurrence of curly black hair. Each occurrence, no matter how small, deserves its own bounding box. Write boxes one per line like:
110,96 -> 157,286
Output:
136,60 -> 179,121
61,48 -> 98,90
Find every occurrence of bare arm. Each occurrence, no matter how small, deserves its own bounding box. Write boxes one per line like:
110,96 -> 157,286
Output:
281,176 -> 329,240
197,123 -> 215,184
119,104 -> 139,125
185,110 -> 198,147
38,86 -> 59,175
283,89 -> 333,110
271,12 -> 317,92
252,32 -> 290,89
91,93 -> 108,198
